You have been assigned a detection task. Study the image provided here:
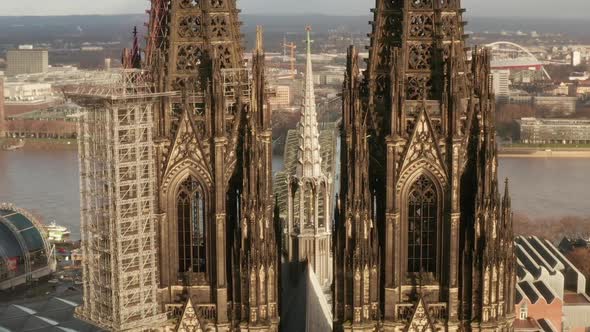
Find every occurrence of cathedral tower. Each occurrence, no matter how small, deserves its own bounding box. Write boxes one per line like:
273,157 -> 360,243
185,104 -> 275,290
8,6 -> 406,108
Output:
334,0 -> 516,331
286,27 -> 333,289
145,1 -> 278,330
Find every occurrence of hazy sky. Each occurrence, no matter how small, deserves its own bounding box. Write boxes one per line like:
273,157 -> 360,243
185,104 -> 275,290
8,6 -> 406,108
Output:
3,0 -> 589,18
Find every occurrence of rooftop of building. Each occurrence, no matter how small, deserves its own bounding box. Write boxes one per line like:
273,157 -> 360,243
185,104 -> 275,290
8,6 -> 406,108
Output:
516,235 -> 589,298
514,317 -> 543,331
6,103 -> 82,121
0,203 -> 55,290
563,291 -> 590,305
7,48 -> 49,53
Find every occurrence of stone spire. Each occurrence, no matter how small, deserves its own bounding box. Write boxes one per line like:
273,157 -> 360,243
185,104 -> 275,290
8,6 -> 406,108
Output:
296,26 -> 323,178
286,26 -> 332,290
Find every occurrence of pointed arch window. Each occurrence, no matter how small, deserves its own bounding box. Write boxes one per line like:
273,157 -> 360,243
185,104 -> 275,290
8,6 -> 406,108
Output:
407,175 -> 438,274
177,176 -> 207,274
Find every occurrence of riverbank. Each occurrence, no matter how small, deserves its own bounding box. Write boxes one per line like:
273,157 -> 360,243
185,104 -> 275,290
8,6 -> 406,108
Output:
3,138 -> 590,157
0,138 -> 77,151
499,147 -> 590,158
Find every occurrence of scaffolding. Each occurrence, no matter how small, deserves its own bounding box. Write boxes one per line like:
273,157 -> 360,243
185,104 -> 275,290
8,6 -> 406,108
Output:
72,70 -> 175,331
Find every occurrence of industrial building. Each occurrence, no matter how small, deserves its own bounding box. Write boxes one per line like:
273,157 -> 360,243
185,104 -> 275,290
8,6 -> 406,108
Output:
0,203 -> 56,290
6,47 -> 49,77
520,118 -> 590,144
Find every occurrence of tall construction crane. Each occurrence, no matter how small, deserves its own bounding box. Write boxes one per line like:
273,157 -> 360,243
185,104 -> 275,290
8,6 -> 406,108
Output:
282,40 -> 297,79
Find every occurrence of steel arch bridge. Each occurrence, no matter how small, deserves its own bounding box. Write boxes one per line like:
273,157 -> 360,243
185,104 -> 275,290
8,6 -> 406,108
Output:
487,41 -> 551,80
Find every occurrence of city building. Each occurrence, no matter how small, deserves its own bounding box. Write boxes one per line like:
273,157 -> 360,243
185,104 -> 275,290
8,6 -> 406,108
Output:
505,95 -> 577,117
269,85 -> 291,107
572,50 -> 582,66
6,47 -> 49,77
285,28 -> 333,290
514,236 -> 590,331
5,66 -> 117,88
492,69 -> 511,100
548,83 -> 571,96
314,66 -> 346,86
0,203 -> 56,290
73,3 -> 279,330
519,118 -> 590,144
534,96 -> 577,117
5,102 -> 80,139
334,0 -> 516,330
4,82 -> 53,103
569,71 -> 590,81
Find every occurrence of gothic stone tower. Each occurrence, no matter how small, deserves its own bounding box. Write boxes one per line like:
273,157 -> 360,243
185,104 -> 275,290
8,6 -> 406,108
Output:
146,1 -> 278,330
334,0 -> 516,331
286,27 -> 333,289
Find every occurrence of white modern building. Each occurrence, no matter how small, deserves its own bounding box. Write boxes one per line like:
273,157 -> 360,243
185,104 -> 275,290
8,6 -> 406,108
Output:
572,50 -> 582,66
4,82 -> 53,103
492,69 -> 511,100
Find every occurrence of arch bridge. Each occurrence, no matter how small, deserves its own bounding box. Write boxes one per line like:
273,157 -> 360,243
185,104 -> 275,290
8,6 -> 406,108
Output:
486,41 -> 551,80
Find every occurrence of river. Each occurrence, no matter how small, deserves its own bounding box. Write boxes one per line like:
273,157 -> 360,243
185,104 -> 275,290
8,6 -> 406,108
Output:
1,148 -> 589,240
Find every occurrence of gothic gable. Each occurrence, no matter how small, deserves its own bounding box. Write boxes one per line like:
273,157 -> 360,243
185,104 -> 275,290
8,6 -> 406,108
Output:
398,109 -> 447,191
406,297 -> 436,332
162,107 -> 213,193
176,298 -> 203,332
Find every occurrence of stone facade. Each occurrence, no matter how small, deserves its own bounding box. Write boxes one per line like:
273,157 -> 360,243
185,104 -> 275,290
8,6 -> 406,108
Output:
333,0 -> 516,331
146,1 -> 279,330
286,27 -> 333,290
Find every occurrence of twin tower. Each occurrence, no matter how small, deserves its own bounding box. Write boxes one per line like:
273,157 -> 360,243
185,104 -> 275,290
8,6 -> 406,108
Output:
77,0 -> 516,331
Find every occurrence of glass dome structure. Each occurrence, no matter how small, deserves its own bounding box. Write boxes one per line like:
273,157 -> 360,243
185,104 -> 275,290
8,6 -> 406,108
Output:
0,203 -> 55,289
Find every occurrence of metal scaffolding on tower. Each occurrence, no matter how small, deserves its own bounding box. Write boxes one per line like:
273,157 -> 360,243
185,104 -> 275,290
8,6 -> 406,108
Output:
70,69 -> 176,331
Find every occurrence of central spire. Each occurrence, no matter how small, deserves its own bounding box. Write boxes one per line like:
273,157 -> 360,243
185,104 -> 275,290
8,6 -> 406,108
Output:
296,26 -> 323,178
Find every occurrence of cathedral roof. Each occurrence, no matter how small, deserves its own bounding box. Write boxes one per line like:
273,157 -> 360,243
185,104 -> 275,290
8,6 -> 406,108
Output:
281,262 -> 332,332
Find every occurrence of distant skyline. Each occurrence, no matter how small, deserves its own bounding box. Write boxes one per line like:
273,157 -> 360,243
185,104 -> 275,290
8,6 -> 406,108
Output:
2,0 -> 589,18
